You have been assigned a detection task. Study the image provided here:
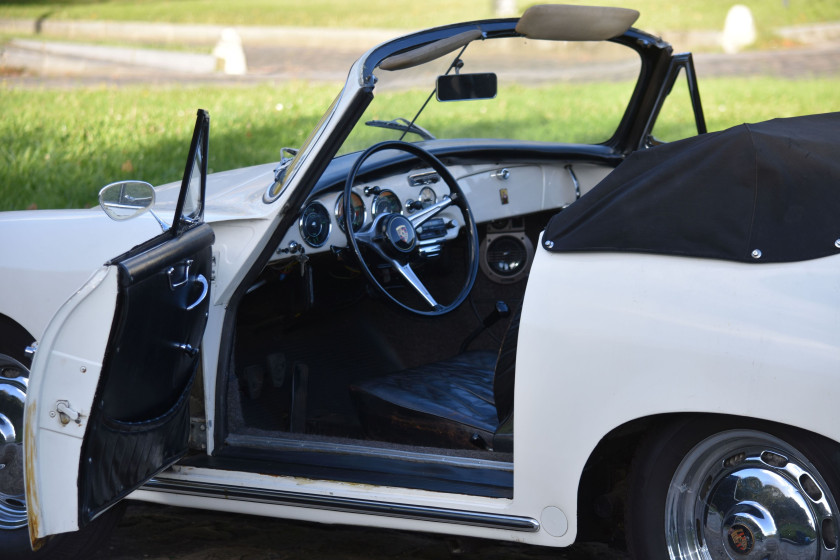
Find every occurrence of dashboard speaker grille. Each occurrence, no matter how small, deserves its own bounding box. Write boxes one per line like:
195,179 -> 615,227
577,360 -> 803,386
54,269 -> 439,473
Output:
480,233 -> 534,284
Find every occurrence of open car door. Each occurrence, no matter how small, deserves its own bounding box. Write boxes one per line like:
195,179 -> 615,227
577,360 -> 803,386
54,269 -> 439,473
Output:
23,110 -> 214,545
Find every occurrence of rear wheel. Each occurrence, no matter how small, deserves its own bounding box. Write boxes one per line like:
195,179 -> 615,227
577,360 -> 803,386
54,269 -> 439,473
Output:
627,416 -> 840,560
1,323 -> 123,559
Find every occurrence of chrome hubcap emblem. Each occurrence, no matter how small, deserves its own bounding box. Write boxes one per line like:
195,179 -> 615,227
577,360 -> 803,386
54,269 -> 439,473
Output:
665,430 -> 838,560
726,524 -> 754,555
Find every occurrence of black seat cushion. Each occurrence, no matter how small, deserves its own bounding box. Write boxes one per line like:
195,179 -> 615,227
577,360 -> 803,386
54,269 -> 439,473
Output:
349,350 -> 498,449
350,310 -> 521,450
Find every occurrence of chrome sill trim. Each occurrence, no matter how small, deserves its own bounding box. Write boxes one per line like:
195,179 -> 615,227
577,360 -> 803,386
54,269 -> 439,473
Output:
225,433 -> 513,472
143,478 -> 538,532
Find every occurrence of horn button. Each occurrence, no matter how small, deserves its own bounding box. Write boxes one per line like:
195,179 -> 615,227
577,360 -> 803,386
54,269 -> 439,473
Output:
381,214 -> 417,255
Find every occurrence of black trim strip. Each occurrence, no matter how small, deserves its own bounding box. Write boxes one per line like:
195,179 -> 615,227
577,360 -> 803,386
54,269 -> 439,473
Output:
142,478 -> 539,532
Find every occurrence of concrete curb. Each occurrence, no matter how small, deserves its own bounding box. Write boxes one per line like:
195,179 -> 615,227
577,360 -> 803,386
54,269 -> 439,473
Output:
7,39 -> 216,74
0,18 -> 406,49
4,16 -> 840,51
3,17 -> 840,83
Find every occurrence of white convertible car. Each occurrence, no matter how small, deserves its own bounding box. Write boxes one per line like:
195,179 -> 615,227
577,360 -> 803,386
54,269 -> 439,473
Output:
2,5 -> 838,560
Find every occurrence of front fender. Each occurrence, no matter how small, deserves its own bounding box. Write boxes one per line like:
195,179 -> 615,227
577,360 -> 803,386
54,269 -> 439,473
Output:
0,209 -> 160,342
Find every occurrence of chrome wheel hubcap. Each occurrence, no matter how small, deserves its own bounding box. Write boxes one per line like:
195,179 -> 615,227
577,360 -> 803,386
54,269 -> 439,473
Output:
0,354 -> 28,530
666,430 -> 839,559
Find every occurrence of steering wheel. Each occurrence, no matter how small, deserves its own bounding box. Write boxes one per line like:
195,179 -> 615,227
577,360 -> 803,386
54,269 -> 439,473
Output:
344,141 -> 479,316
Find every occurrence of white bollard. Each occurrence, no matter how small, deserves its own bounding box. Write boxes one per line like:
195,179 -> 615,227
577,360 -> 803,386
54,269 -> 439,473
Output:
721,5 -> 757,54
213,28 -> 247,75
493,0 -> 517,17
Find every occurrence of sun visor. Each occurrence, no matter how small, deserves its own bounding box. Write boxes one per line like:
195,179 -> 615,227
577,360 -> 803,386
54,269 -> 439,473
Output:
380,29 -> 483,71
516,4 -> 639,41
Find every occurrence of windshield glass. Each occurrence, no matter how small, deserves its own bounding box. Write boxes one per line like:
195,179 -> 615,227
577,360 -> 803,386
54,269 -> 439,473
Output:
265,89 -> 343,202
338,36 -> 641,155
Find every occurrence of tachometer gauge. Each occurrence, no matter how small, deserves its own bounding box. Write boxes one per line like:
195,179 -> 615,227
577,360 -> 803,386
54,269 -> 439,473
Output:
372,190 -> 401,217
299,201 -> 331,247
335,191 -> 365,233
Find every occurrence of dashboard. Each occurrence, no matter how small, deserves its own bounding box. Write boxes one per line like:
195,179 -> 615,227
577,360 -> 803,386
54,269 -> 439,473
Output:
273,160 -> 613,269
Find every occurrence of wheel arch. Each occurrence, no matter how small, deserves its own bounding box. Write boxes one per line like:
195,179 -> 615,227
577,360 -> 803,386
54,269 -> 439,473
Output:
0,314 -> 34,366
575,411 -> 840,545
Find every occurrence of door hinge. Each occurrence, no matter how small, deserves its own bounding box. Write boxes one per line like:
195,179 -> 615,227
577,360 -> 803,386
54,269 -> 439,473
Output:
189,417 -> 208,450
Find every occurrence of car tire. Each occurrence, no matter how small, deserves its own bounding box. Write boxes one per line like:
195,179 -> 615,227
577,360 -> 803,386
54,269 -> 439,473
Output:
626,416 -> 840,560
1,321 -> 124,559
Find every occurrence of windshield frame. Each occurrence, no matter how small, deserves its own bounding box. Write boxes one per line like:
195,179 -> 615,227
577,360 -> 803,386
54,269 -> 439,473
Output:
352,19 -> 672,154
263,16 -> 675,209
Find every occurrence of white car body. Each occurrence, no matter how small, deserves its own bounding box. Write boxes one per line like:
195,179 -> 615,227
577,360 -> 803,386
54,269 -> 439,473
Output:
3,5 -> 837,560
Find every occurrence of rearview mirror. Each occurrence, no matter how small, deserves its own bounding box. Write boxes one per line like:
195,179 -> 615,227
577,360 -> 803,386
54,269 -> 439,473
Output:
99,181 -> 155,221
436,73 -> 497,102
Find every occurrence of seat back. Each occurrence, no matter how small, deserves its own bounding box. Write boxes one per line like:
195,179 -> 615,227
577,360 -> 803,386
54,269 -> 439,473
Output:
492,308 -> 520,423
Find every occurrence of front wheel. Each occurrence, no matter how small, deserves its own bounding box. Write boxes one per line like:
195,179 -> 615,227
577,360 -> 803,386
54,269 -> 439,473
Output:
627,417 -> 840,560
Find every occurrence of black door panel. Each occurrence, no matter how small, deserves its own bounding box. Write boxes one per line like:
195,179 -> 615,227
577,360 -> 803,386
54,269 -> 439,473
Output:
78,222 -> 214,525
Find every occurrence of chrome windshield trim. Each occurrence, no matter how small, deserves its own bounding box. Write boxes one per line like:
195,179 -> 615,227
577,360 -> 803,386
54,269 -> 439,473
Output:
142,478 -> 538,532
224,433 -> 513,472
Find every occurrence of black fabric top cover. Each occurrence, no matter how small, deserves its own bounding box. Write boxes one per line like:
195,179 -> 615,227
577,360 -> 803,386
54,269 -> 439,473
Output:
543,112 -> 840,263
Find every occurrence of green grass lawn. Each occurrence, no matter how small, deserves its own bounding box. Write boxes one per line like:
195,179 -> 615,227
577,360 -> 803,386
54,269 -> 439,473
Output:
1,0 -> 838,33
2,76 -> 838,211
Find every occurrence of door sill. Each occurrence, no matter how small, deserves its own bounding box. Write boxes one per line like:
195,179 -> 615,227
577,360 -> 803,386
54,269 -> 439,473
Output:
142,477 -> 537,532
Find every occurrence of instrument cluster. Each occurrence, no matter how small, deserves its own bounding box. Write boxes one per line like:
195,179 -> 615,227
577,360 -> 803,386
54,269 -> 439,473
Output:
288,175 -> 449,255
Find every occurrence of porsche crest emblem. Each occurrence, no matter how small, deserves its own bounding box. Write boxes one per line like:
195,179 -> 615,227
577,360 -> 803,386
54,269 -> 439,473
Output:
396,224 -> 409,244
727,524 -> 754,555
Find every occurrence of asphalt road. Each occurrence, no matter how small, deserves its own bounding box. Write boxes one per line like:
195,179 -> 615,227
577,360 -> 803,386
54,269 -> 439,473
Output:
90,502 -> 629,560
3,28 -> 840,86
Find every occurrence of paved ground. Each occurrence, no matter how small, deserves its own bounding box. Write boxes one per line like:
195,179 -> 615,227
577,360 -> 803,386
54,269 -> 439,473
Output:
90,502 -> 628,560
2,18 -> 840,86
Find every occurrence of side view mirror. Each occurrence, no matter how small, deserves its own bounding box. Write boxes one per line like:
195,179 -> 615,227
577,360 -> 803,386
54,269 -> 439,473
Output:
99,181 -> 155,221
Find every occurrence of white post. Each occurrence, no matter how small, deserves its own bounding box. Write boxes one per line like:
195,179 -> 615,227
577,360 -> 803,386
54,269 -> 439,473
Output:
493,0 -> 517,17
721,5 -> 757,54
212,28 -> 247,75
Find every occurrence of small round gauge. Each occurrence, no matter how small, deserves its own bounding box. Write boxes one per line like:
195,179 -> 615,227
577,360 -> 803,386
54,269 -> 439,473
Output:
335,191 -> 365,233
299,201 -> 331,247
372,190 -> 401,217
418,186 -> 436,207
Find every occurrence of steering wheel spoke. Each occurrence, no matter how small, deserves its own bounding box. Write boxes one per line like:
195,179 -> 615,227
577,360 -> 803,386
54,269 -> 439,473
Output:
409,195 -> 453,227
352,222 -> 378,247
344,140 -> 478,316
389,259 -> 441,310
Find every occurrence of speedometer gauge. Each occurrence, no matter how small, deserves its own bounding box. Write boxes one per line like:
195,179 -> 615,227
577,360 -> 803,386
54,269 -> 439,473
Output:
299,201 -> 331,247
335,192 -> 365,232
371,190 -> 401,217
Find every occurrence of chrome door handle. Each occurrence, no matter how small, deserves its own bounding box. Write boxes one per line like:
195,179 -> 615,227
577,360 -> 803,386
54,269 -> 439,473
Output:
167,259 -> 193,290
186,273 -> 208,311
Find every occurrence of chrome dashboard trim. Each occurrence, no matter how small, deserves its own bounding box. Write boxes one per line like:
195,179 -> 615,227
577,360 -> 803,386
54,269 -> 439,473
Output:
408,171 -> 441,186
142,477 -> 539,532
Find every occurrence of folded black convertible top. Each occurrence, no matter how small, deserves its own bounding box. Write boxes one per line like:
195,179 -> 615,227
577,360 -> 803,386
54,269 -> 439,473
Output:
543,112 -> 840,263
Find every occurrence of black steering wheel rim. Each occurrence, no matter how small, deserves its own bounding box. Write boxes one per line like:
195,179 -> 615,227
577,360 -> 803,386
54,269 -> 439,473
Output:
344,140 -> 479,316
